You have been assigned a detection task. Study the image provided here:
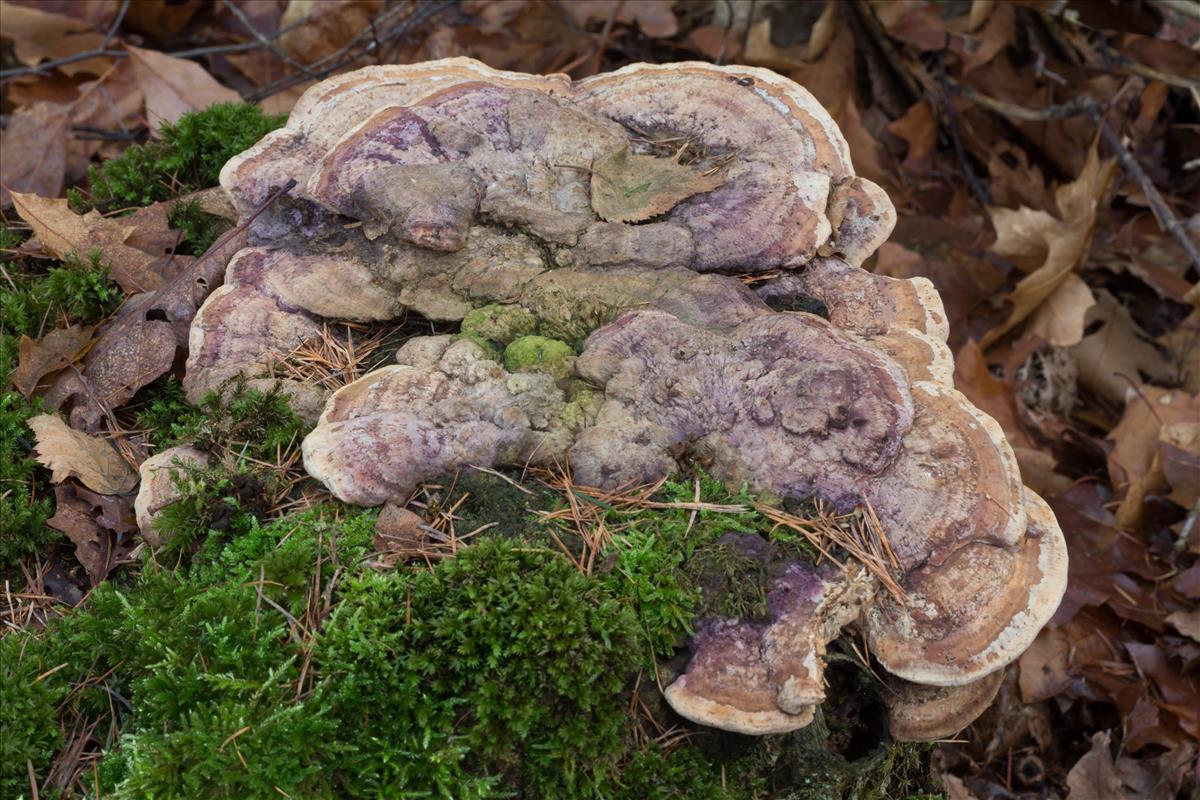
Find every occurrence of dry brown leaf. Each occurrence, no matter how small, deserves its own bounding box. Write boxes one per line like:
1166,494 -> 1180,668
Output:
1106,386 -> 1199,528
1160,421 -> 1200,508
982,146 -> 1117,349
1071,289 -> 1173,407
1166,609 -> 1200,643
1159,306 -> 1200,394
46,483 -> 135,585
125,44 -> 241,131
373,504 -> 431,565
278,0 -> 384,65
1066,731 -> 1129,800
590,146 -> 725,224
953,340 -> 1035,449
1018,627 -> 1072,703
9,191 -> 167,293
43,192 -> 265,431
1013,446 -> 1075,498
562,0 -> 678,38
987,141 -> 1051,211
28,413 -> 137,495
1025,272 -> 1096,347
0,1 -> 109,74
0,102 -> 71,205
10,324 -> 96,398
888,99 -> 936,173
960,1 -> 1014,73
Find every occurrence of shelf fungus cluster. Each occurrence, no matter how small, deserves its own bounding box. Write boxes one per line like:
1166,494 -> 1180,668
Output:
191,58 -> 1067,742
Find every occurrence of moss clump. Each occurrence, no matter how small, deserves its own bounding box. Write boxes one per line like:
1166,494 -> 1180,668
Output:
690,533 -> 773,622
461,303 -> 539,347
320,538 -> 645,797
131,376 -> 194,448
1,243 -> 120,375
87,103 -> 285,210
3,461 -> 923,799
167,198 -> 229,255
0,508 -> 377,799
156,376 -> 309,463
0,393 -> 55,572
1,232 -> 121,573
504,334 -> 575,378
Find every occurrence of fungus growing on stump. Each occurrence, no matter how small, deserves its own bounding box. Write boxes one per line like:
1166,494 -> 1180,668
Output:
194,58 -> 1066,743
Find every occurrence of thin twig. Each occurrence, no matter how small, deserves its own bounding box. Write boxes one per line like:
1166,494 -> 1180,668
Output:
935,53 -> 991,206
221,0 -> 316,78
246,1 -> 453,102
946,77 -> 1096,121
1092,112 -> 1200,270
99,0 -> 131,51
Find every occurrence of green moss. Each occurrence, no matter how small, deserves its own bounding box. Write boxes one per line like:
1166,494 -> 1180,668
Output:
691,534 -> 772,621
614,747 -> 754,799
432,470 -> 558,540
1,246 -> 120,367
0,508 -> 376,799
0,232 -> 120,574
88,103 -> 285,210
168,198 -> 230,255
0,627 -> 70,797
3,462 -> 918,799
165,376 -> 309,463
0,393 -> 55,572
461,303 -> 538,347
132,376 -> 196,448
504,334 -> 575,378
318,538 -> 644,797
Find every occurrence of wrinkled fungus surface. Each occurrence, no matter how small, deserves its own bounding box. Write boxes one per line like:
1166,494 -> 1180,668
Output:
195,58 -> 1067,741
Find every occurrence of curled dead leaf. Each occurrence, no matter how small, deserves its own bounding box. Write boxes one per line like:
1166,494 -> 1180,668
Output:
28,413 -> 137,495
46,482 -> 136,585
1066,731 -> 1129,800
10,324 -> 96,398
0,102 -> 71,205
1071,290 -> 1173,407
982,146 -> 1117,349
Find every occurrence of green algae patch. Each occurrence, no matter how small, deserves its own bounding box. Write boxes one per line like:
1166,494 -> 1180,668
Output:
504,335 -> 575,378
461,303 -> 539,347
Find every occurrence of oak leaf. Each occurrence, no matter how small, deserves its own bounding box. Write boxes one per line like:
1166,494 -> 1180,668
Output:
0,102 -> 71,204
28,413 -> 137,495
0,1 -> 108,74
1071,289 -> 1172,407
9,191 -> 167,293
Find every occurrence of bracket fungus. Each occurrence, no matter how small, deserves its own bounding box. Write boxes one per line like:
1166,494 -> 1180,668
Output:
193,58 -> 1066,742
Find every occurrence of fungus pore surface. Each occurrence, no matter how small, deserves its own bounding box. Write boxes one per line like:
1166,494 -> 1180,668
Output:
194,58 -> 1066,741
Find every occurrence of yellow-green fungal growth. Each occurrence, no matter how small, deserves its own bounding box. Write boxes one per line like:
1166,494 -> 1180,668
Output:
503,335 -> 575,379
460,303 -> 538,347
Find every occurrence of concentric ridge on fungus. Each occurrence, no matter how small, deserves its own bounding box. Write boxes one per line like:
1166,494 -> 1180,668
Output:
190,57 -> 1067,741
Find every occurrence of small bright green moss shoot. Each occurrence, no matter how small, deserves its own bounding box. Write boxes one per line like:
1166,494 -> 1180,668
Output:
504,334 -> 575,378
